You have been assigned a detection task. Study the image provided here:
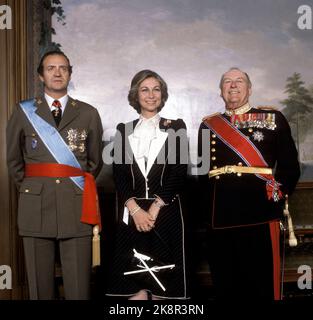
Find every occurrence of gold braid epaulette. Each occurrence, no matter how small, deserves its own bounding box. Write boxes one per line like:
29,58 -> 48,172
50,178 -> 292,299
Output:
202,112 -> 221,122
256,105 -> 278,111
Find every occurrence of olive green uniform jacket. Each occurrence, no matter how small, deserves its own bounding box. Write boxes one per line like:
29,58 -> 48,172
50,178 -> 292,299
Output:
6,96 -> 103,238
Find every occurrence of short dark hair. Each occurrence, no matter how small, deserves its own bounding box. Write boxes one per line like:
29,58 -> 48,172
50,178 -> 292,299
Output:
219,67 -> 252,89
37,50 -> 73,76
128,70 -> 168,114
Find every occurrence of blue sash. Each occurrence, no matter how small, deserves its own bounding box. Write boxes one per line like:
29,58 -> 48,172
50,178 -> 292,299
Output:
19,99 -> 84,190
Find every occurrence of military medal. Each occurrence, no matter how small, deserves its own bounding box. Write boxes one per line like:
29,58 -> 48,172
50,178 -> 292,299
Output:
31,138 -> 38,149
78,143 -> 85,153
252,131 -> 264,142
66,128 -> 87,152
231,113 -> 276,130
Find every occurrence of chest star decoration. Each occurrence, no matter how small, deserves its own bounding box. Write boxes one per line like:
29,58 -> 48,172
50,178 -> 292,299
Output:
252,130 -> 264,142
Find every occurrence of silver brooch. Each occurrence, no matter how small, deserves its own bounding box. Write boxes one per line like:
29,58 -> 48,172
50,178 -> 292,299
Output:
252,131 -> 264,142
163,119 -> 171,127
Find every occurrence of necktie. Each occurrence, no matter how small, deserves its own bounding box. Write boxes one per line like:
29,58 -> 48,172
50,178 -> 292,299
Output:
52,100 -> 62,127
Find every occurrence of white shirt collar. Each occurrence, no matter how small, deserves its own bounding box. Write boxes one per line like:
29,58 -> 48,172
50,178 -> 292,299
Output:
136,113 -> 161,129
133,113 -> 161,159
45,93 -> 69,112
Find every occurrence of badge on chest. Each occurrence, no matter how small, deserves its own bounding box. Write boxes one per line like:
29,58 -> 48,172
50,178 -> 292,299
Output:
31,138 -> 38,149
231,113 -> 276,130
66,128 -> 87,153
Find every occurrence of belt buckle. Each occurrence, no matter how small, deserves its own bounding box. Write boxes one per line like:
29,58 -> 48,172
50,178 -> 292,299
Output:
225,165 -> 235,174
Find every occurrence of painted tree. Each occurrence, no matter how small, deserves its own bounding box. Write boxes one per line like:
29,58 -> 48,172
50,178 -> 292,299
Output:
281,72 -> 313,150
40,0 -> 66,55
308,84 -> 313,102
281,73 -> 313,122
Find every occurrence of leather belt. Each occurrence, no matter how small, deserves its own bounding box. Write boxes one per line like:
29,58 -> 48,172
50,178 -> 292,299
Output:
209,165 -> 273,178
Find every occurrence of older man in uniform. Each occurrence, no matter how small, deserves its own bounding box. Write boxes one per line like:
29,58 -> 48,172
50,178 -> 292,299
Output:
198,67 -> 300,299
6,51 -> 103,299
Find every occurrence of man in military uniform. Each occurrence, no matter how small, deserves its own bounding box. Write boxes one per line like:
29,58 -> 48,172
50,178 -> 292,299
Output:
198,67 -> 300,299
6,51 -> 103,299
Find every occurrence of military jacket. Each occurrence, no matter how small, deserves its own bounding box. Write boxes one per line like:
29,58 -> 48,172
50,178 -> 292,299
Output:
198,107 -> 300,228
6,96 -> 103,238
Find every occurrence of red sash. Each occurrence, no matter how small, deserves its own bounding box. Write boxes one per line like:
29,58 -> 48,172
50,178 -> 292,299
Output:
204,114 -> 282,201
25,163 -> 101,229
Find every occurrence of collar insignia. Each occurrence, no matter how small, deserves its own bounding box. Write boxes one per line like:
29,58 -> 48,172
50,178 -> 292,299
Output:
36,98 -> 43,105
225,103 -> 252,116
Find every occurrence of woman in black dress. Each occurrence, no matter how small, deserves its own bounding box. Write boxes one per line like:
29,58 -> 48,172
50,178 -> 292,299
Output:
106,70 -> 189,300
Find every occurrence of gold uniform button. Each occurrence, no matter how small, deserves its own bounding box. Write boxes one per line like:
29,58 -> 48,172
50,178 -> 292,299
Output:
215,176 -> 220,180
56,179 -> 61,184
213,166 -> 217,169
211,140 -> 216,145
238,162 -> 243,166
25,189 -> 29,193
237,173 -> 242,177
212,134 -> 216,138
211,156 -> 216,161
211,148 -> 216,152
248,128 -> 253,133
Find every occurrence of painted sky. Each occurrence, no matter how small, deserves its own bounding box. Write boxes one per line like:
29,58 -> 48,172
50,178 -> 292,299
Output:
53,0 -> 313,166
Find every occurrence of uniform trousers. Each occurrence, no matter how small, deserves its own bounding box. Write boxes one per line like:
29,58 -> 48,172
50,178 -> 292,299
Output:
207,222 -> 279,300
23,236 -> 92,300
